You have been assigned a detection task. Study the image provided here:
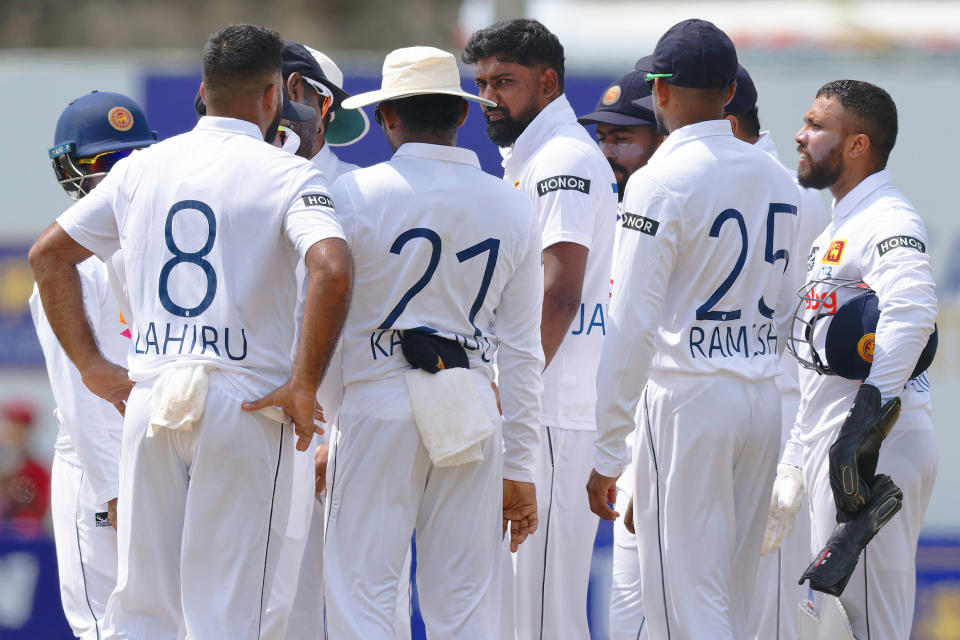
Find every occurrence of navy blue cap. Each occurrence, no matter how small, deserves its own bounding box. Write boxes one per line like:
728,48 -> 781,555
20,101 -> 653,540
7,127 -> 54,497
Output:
825,291 -> 938,380
282,41 -> 350,108
578,58 -> 656,127
725,64 -> 757,114
637,19 -> 738,90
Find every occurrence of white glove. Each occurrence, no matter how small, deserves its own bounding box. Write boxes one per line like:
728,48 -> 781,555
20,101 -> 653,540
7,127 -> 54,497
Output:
761,463 -> 803,556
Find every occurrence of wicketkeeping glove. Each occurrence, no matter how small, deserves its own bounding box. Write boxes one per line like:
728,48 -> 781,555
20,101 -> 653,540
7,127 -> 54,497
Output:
762,463 -> 804,555
828,384 -> 900,514
800,473 -> 903,596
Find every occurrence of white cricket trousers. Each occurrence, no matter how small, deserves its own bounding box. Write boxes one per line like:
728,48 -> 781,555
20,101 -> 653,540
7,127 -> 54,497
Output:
102,373 -> 293,640
324,374 -> 503,639
508,427 -> 599,640
804,408 -> 937,640
634,373 -> 779,640
750,391 -> 812,640
610,478 -> 647,640
51,455 -> 118,640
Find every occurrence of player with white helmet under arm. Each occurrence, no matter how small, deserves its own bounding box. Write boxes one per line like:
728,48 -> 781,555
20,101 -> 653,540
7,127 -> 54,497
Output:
29,25 -> 352,639
588,19 -> 802,639
772,79 -> 937,640
33,90 -> 156,640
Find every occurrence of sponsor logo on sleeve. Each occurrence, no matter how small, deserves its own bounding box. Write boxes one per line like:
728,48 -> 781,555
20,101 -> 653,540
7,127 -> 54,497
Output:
877,235 -> 925,257
807,246 -> 819,271
821,240 -> 846,264
95,512 -> 111,527
536,175 -> 591,197
621,212 -> 659,236
301,193 -> 335,209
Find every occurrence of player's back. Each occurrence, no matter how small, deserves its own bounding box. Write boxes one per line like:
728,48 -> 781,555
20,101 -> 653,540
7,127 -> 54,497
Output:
622,121 -> 801,380
69,116 -> 339,396
332,142 -> 540,387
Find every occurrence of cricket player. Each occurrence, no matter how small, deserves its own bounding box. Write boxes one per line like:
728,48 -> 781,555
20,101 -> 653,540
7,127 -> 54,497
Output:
28,24 -> 352,639
322,46 -> 543,639
774,80 -> 938,640
720,64 -> 829,640
463,20 -> 618,639
32,90 -> 156,639
587,19 -> 802,639
576,60 -> 663,640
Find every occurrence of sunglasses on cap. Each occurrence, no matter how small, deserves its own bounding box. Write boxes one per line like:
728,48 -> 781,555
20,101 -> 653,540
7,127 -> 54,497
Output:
301,77 -> 335,119
76,148 -> 138,174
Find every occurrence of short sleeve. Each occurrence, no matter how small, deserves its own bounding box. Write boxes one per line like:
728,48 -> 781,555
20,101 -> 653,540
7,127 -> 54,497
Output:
56,162 -> 124,259
530,145 -> 604,251
283,166 -> 346,260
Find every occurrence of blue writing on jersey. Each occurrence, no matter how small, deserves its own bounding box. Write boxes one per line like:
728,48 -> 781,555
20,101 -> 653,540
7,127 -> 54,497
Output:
688,322 -> 777,360
570,303 -> 606,336
134,321 -> 247,361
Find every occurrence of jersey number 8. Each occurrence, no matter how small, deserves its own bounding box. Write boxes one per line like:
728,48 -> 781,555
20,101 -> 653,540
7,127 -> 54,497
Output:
158,200 -> 218,318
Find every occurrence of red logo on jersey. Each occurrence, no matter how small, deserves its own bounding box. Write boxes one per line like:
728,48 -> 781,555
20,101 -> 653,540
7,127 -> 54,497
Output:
804,290 -> 837,315
108,107 -> 134,132
821,240 -> 846,264
512,179 -> 520,189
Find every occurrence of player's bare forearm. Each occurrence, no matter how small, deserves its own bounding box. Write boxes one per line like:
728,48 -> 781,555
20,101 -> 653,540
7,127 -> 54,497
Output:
294,238 -> 353,391
586,468 -> 620,521
30,224 -> 132,404
541,242 -> 588,368
245,238 -> 352,451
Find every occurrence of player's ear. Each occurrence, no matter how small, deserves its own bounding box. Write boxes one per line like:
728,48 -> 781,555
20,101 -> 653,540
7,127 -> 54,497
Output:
539,67 -> 559,101
848,132 -> 871,160
724,114 -> 738,136
654,78 -> 670,106
286,72 -> 303,102
457,99 -> 469,127
724,81 -> 737,108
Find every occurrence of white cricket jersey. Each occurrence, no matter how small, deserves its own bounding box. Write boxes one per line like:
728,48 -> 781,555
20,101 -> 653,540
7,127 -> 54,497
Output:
594,119 -> 803,477
312,142 -> 360,179
501,95 -> 618,431
755,132 -> 829,398
30,258 -> 129,505
56,116 -> 345,398
781,169 -> 937,467
331,142 -> 544,481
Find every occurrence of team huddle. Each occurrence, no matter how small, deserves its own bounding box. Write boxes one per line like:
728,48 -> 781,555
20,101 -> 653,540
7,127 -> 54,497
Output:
28,16 -> 937,640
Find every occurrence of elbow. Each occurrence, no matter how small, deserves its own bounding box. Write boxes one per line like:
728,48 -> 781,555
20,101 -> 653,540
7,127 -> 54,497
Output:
543,288 -> 582,322
28,238 -> 53,281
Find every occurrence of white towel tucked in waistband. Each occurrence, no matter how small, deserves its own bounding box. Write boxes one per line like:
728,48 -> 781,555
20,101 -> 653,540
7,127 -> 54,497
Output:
403,368 -> 496,467
148,364 -> 213,437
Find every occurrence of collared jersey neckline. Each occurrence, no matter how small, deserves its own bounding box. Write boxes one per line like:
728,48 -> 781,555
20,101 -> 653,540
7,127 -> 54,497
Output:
654,119 -> 734,158
311,143 -> 339,177
392,142 -> 481,169
831,169 -> 892,222
500,94 -> 578,171
195,116 -> 264,140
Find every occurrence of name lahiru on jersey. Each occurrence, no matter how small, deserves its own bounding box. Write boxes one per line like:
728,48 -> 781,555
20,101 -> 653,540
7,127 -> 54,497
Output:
134,321 -> 248,361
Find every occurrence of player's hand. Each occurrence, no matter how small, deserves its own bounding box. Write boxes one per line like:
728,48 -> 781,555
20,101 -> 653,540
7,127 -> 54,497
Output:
80,359 -> 133,410
107,497 -> 118,530
761,463 -> 804,555
315,442 -> 329,496
502,479 -> 537,552
586,468 -> 620,521
624,496 -> 635,534
242,381 -> 323,451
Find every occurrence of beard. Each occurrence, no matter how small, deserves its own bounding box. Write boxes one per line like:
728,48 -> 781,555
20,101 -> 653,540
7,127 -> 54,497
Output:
263,100 -> 283,145
607,161 -> 628,201
483,99 -> 540,147
289,119 -> 318,158
652,103 -> 670,137
797,143 -> 844,190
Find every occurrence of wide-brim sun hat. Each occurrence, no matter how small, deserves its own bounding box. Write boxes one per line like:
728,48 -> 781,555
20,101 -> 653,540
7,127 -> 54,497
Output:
342,46 -> 496,110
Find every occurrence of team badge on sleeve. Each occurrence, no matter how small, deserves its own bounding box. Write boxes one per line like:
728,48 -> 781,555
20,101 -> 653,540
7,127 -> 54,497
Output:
877,235 -> 925,257
537,175 -> 590,196
822,240 -> 846,264
302,193 -> 335,208
621,212 -> 659,236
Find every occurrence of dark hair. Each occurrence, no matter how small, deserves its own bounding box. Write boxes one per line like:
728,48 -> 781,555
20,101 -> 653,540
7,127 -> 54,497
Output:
382,94 -> 465,135
202,24 -> 283,102
726,105 -> 761,138
462,19 -> 565,92
816,80 -> 898,168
